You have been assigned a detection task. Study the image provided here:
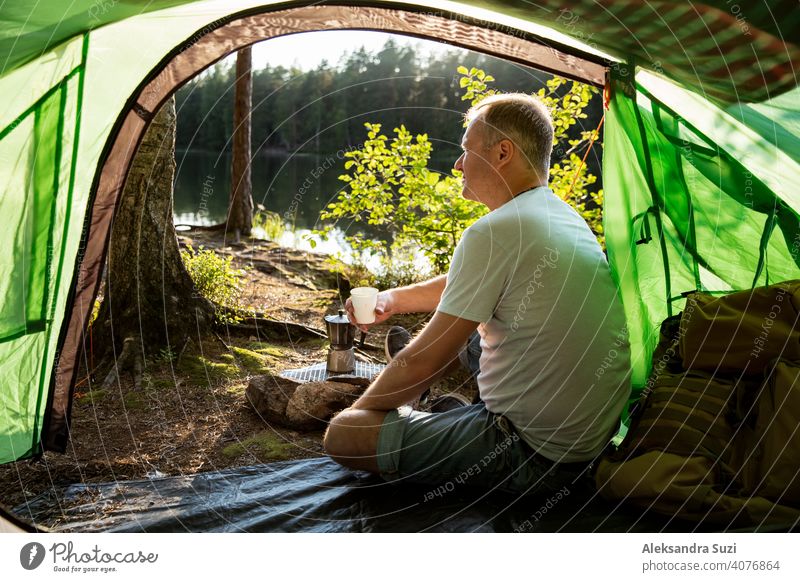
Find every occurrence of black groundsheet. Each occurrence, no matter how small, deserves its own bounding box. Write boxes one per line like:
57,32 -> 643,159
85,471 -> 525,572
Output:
13,457 -> 736,532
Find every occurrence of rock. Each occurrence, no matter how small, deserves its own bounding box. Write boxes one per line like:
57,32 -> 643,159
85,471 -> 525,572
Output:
245,374 -> 303,426
246,374 -> 369,431
284,381 -> 365,430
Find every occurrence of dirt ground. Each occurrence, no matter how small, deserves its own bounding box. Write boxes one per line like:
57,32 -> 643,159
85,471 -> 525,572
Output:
0,229 -> 476,513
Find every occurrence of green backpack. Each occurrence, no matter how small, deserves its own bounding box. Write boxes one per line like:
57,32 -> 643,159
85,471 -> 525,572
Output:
596,282 -> 800,528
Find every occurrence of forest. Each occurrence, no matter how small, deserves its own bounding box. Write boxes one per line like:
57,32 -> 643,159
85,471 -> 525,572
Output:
174,39 -> 598,160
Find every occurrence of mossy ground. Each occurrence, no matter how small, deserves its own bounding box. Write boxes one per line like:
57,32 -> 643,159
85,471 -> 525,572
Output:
74,388 -> 110,404
246,341 -> 287,358
177,353 -> 241,385
230,346 -> 275,374
221,431 -> 297,462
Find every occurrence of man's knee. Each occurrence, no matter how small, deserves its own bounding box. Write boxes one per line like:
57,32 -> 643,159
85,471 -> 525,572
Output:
323,409 -> 355,462
323,408 -> 386,472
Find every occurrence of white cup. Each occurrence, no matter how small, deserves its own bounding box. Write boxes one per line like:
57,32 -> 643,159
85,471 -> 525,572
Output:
350,287 -> 379,324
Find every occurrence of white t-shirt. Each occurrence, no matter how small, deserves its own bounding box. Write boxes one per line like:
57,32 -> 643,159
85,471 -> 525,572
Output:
437,187 -> 631,462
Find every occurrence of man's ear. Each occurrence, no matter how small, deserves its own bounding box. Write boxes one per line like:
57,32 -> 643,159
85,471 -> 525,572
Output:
496,139 -> 515,167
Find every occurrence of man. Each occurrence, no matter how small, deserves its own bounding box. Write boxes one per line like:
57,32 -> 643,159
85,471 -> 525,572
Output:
324,93 -> 630,495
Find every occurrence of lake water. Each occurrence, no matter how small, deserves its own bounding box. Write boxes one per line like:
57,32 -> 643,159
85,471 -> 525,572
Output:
174,149 -> 372,258
174,149 -> 351,229
173,149 -> 457,269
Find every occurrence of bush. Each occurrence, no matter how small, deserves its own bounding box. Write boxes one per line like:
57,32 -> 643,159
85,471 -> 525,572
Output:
181,245 -> 248,324
315,122 -> 486,277
324,240 -> 429,290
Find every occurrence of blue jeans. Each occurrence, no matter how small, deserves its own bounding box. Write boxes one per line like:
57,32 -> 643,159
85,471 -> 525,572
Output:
458,331 -> 482,379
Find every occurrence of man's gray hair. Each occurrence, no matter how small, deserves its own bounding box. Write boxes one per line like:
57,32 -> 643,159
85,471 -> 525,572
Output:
465,93 -> 554,177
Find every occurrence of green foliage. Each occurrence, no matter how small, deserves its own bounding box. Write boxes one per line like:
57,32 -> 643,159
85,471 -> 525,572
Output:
456,65 -> 496,107
155,345 -> 177,364
89,298 -> 101,325
181,245 -> 248,324
316,123 -> 486,277
252,205 -> 286,241
458,69 -> 604,246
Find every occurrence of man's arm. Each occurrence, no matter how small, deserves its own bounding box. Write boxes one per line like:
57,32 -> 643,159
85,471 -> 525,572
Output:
345,274 -> 448,330
389,274 -> 448,314
351,311 -> 478,411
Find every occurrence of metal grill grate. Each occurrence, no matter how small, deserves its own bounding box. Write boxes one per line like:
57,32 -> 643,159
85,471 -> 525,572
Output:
279,361 -> 385,384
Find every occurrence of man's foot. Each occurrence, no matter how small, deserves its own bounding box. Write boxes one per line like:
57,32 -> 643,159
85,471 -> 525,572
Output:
384,326 -> 412,363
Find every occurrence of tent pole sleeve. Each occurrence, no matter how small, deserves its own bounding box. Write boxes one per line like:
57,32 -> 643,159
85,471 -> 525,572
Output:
629,67 -> 673,316
42,32 -> 89,454
752,212 -> 778,287
651,102 -> 701,291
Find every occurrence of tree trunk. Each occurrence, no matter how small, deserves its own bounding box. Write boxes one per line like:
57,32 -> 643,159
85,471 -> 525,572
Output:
228,47 -> 253,240
94,97 -> 214,387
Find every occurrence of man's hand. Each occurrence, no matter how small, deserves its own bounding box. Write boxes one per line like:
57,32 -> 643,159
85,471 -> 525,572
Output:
344,275 -> 448,332
345,290 -> 396,332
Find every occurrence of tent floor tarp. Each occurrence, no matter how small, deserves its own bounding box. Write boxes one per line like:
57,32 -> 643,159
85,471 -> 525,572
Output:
9,457 -> 771,533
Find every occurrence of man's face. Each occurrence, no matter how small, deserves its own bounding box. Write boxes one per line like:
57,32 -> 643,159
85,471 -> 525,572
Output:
453,116 -> 496,204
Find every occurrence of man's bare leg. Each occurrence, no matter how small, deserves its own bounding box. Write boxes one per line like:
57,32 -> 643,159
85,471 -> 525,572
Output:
323,408 -> 388,473
324,351 -> 464,473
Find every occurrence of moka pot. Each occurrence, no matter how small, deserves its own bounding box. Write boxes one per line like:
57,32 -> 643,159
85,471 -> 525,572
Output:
324,309 -> 355,373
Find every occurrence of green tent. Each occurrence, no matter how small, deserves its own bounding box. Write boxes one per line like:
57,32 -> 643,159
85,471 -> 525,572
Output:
1,0 -> 798,466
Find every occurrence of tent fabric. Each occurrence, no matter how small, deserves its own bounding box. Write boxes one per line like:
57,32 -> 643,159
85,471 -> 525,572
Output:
13,456 -> 749,533
2,1 -> 797,104
637,73 -> 800,218
604,66 -> 800,386
0,33 -> 87,462
468,0 -> 800,105
0,0 -> 797,468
